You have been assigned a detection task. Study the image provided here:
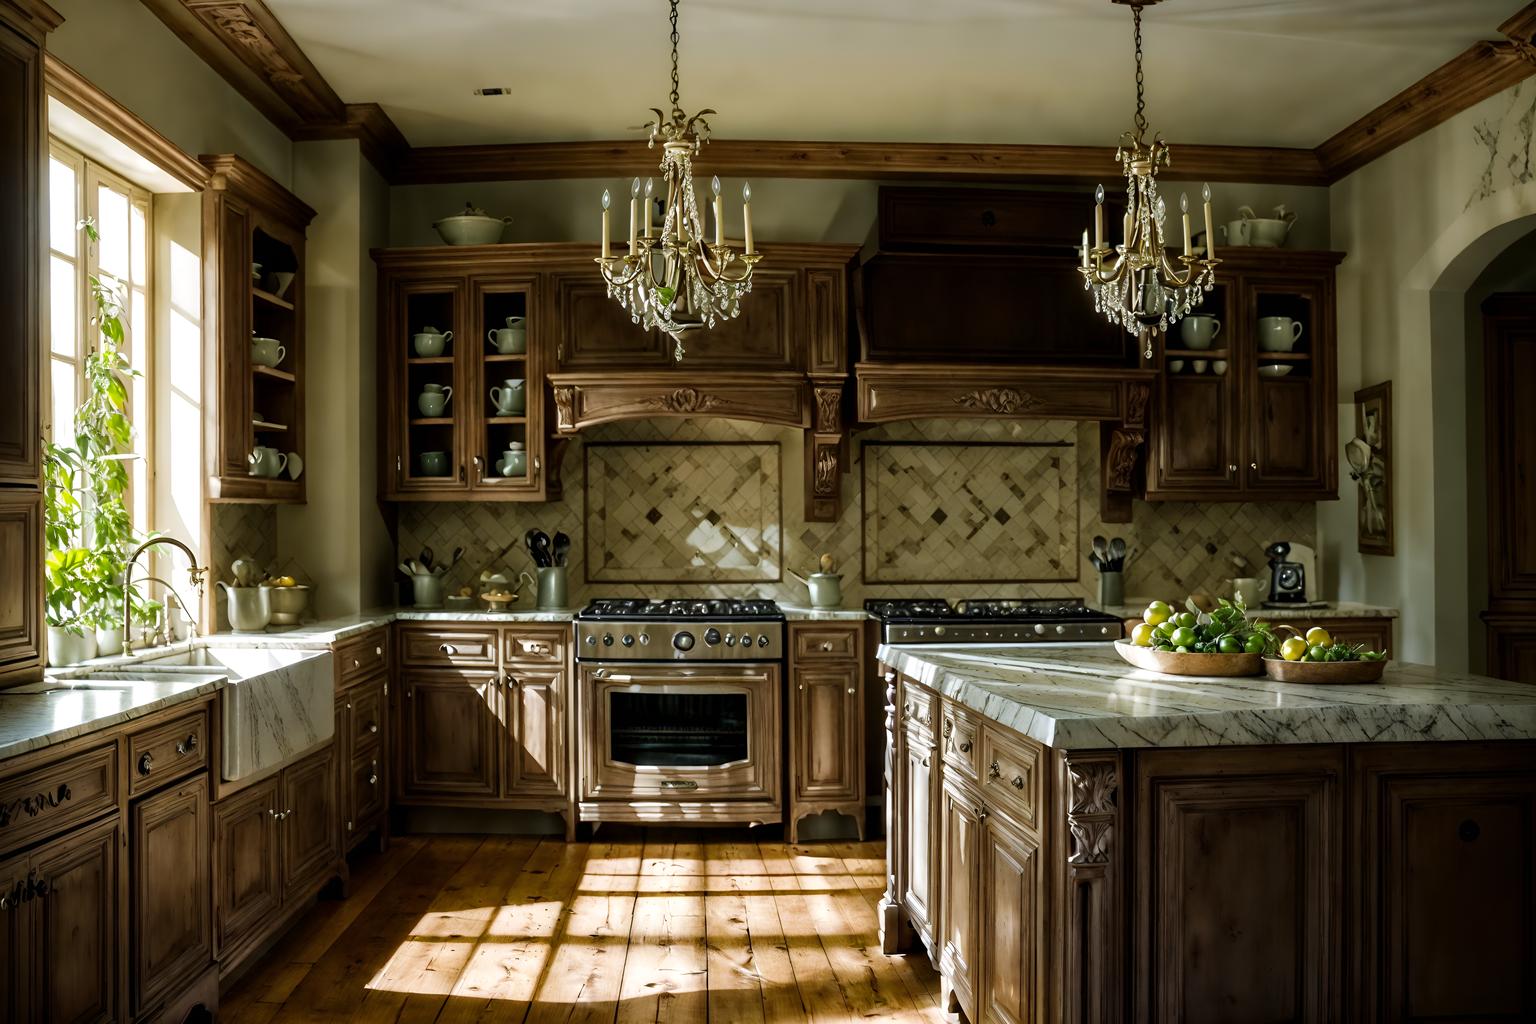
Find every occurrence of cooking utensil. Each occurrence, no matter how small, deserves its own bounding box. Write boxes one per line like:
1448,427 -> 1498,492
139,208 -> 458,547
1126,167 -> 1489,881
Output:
1109,537 -> 1127,568
525,529 -> 551,568
420,546 -> 435,571
449,546 -> 464,569
1089,552 -> 1104,571
1092,535 -> 1108,565
552,531 -> 571,568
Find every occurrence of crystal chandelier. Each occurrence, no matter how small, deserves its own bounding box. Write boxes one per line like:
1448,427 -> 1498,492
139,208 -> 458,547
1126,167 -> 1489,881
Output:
1079,0 -> 1219,354
596,0 -> 760,359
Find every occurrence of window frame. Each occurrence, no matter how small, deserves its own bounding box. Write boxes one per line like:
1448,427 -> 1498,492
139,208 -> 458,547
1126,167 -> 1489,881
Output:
47,138 -> 155,533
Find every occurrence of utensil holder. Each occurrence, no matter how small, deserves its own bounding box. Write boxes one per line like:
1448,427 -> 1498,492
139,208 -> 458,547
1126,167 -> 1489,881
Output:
1097,571 -> 1124,609
536,566 -> 568,611
410,573 -> 444,609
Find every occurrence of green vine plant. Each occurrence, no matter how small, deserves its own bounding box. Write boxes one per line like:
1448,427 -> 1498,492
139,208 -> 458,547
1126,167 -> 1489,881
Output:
42,219 -> 150,636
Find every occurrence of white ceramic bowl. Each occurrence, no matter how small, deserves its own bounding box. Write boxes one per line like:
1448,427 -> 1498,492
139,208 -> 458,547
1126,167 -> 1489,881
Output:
1211,360 -> 1228,376
1168,359 -> 1185,373
1258,363 -> 1294,378
434,214 -> 511,246
1247,218 -> 1291,247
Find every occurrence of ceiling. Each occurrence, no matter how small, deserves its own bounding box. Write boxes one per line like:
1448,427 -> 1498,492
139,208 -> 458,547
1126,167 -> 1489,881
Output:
263,0 -> 1523,150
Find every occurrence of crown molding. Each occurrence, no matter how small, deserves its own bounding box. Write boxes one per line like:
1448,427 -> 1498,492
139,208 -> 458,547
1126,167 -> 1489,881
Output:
0,0 -> 63,42
138,0 -> 1536,189
395,138 -> 1329,187
44,53 -> 211,191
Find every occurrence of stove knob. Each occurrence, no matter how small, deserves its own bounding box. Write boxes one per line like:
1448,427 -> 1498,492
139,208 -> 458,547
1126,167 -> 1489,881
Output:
638,633 -> 650,645
621,634 -> 635,647
704,628 -> 721,646
1055,625 -> 1066,635
934,625 -> 946,637
602,633 -> 615,646
1100,626 -> 1110,636
585,634 -> 597,646
724,632 -> 736,646
758,634 -> 770,648
673,631 -> 695,652
1033,623 -> 1047,636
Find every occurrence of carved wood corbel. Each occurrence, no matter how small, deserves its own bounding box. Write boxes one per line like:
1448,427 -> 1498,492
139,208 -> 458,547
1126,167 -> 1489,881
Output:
806,377 -> 847,522
1099,381 -> 1149,523
1062,750 -> 1123,1023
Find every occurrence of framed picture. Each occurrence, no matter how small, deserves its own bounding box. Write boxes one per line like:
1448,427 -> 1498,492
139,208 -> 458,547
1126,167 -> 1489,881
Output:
1350,382 -> 1393,555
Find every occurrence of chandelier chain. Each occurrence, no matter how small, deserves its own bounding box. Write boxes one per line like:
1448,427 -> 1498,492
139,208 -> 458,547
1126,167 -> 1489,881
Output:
668,0 -> 683,123
1132,4 -> 1147,142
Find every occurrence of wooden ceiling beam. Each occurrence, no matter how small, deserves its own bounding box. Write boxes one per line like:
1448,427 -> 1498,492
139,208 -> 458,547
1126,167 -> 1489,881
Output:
394,138 -> 1329,187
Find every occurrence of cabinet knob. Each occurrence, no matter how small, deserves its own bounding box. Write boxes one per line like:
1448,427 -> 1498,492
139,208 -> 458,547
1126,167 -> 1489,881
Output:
137,753 -> 153,776
1228,464 -> 1238,473
958,741 -> 972,754
1250,461 -> 1258,470
352,658 -> 361,669
988,760 -> 1001,780
976,806 -> 990,822
175,734 -> 197,756
375,646 -> 383,657
797,684 -> 804,691
439,643 -> 457,655
347,820 -> 354,832
820,641 -> 834,651
368,721 -> 379,734
920,756 -> 930,768
1012,775 -> 1025,790
847,687 -> 856,695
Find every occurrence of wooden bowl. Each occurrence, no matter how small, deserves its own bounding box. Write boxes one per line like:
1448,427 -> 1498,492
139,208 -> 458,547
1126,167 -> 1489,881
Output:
1113,640 -> 1263,677
1262,657 -> 1388,684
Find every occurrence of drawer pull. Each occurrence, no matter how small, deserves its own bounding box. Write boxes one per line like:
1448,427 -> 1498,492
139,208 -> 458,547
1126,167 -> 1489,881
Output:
958,741 -> 972,754
988,760 -> 1001,780
1011,775 -> 1025,790
352,658 -> 361,669
520,641 -> 551,654
138,753 -> 154,776
368,765 -> 379,787
661,779 -> 699,790
439,643 -> 457,655
847,687 -> 856,695
976,806 -> 990,822
375,646 -> 383,656
367,721 -> 379,734
176,733 -> 198,756
820,641 -> 835,651
942,720 -> 953,739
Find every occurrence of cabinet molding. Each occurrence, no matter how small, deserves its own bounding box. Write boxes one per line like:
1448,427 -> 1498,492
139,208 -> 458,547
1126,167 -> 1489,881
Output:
549,373 -> 809,433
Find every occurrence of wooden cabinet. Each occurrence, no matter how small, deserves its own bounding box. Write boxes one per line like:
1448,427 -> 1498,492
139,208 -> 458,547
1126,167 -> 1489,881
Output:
1352,744 -> 1536,1021
0,0 -> 56,689
212,746 -> 340,971
978,807 -> 1044,1024
393,624 -> 573,833
202,154 -> 316,503
788,622 -> 864,842
1147,249 -> 1342,501
938,774 -> 981,1020
397,669 -> 501,799
1283,615 -> 1394,655
376,249 -> 562,501
1134,746 -> 1343,1021
335,629 -> 389,853
30,814 -> 121,1024
131,776 -> 211,1017
896,681 -> 939,950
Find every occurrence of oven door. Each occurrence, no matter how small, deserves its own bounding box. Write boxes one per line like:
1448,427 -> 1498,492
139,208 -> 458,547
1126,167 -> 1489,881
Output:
582,663 -> 780,803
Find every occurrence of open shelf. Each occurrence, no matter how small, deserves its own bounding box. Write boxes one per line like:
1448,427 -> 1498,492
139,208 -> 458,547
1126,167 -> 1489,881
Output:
1164,348 -> 1230,358
253,288 -> 295,311
253,365 -> 296,383
409,417 -> 454,426
252,419 -> 289,431
485,416 -> 527,425
407,355 -> 454,366
1254,351 -> 1311,361
485,353 -> 527,364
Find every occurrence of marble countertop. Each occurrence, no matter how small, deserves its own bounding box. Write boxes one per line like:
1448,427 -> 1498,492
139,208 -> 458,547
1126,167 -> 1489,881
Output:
1100,600 -> 1399,620
0,674 -> 226,762
878,641 -> 1536,751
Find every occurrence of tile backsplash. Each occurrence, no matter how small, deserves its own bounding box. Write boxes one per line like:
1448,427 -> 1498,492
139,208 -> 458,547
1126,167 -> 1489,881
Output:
209,503 -> 277,630
396,418 -> 1315,609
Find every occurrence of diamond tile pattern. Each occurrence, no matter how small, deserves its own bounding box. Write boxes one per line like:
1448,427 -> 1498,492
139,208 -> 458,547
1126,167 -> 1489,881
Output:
394,417 -> 1316,607
864,441 -> 1075,583
209,503 -> 277,630
586,442 -> 781,582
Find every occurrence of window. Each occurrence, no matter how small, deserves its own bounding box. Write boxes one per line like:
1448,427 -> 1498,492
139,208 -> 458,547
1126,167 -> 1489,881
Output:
48,142 -> 153,530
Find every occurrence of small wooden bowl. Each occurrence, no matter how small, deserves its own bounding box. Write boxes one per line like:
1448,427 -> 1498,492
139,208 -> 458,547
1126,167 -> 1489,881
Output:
1262,657 -> 1388,684
1113,640 -> 1263,677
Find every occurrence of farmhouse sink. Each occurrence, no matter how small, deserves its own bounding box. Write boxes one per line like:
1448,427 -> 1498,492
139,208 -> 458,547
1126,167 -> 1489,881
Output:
138,646 -> 334,781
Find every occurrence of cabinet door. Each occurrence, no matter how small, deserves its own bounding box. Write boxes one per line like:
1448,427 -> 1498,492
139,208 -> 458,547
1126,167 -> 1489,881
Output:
350,748 -> 387,836
388,277 -> 470,496
1243,274 -> 1333,494
671,266 -> 800,369
938,777 -> 982,1020
334,695 -> 352,836
505,666 -> 565,796
212,777 -> 280,958
1363,768 -> 1536,1021
0,489 -> 41,682
792,664 -> 859,800
0,850 -> 30,1021
1136,749 -> 1341,1022
1150,374 -> 1238,494
0,21 -> 43,486
550,267 -> 668,369
131,776 -> 211,1016
398,670 -> 501,799
899,724 -> 938,943
978,811 -> 1043,1024
32,815 -> 120,1024
280,747 -> 338,901
468,275 -> 545,497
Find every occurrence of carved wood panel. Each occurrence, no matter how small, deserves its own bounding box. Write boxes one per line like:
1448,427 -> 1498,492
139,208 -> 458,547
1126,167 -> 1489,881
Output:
858,367 -> 1136,423
548,374 -> 808,433
183,0 -> 345,123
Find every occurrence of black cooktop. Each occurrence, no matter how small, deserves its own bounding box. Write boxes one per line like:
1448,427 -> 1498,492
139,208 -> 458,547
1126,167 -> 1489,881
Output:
865,597 -> 1120,624
580,598 -> 784,621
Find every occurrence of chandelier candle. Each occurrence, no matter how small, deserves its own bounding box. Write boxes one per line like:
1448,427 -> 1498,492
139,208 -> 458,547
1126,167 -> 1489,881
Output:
600,190 -> 611,260
712,176 -> 723,246
628,178 -> 639,250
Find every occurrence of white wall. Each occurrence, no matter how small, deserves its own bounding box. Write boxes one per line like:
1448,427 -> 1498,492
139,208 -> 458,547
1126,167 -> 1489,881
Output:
1324,79 -> 1536,666
45,0 -> 292,185
276,140 -> 393,618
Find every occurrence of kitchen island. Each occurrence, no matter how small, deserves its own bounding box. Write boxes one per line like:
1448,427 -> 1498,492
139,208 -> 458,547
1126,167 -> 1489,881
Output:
876,641 -> 1536,1022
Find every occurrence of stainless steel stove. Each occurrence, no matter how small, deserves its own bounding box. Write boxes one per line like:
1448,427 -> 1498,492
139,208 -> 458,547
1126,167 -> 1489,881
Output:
866,597 -> 1123,644
576,597 -> 785,661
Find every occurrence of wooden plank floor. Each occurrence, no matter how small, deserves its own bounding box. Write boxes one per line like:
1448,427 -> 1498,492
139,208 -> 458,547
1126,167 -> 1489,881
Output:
221,831 -> 948,1023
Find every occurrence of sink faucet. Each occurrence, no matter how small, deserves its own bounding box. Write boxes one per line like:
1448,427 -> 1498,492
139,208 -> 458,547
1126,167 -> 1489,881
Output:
123,537 -> 208,656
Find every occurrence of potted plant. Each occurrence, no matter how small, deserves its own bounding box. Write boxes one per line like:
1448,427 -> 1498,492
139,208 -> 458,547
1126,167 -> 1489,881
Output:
42,224 -> 143,664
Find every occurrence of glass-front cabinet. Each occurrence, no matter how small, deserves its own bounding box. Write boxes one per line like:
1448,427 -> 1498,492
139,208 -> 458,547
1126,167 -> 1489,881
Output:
1146,249 -> 1341,501
377,250 -> 551,500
